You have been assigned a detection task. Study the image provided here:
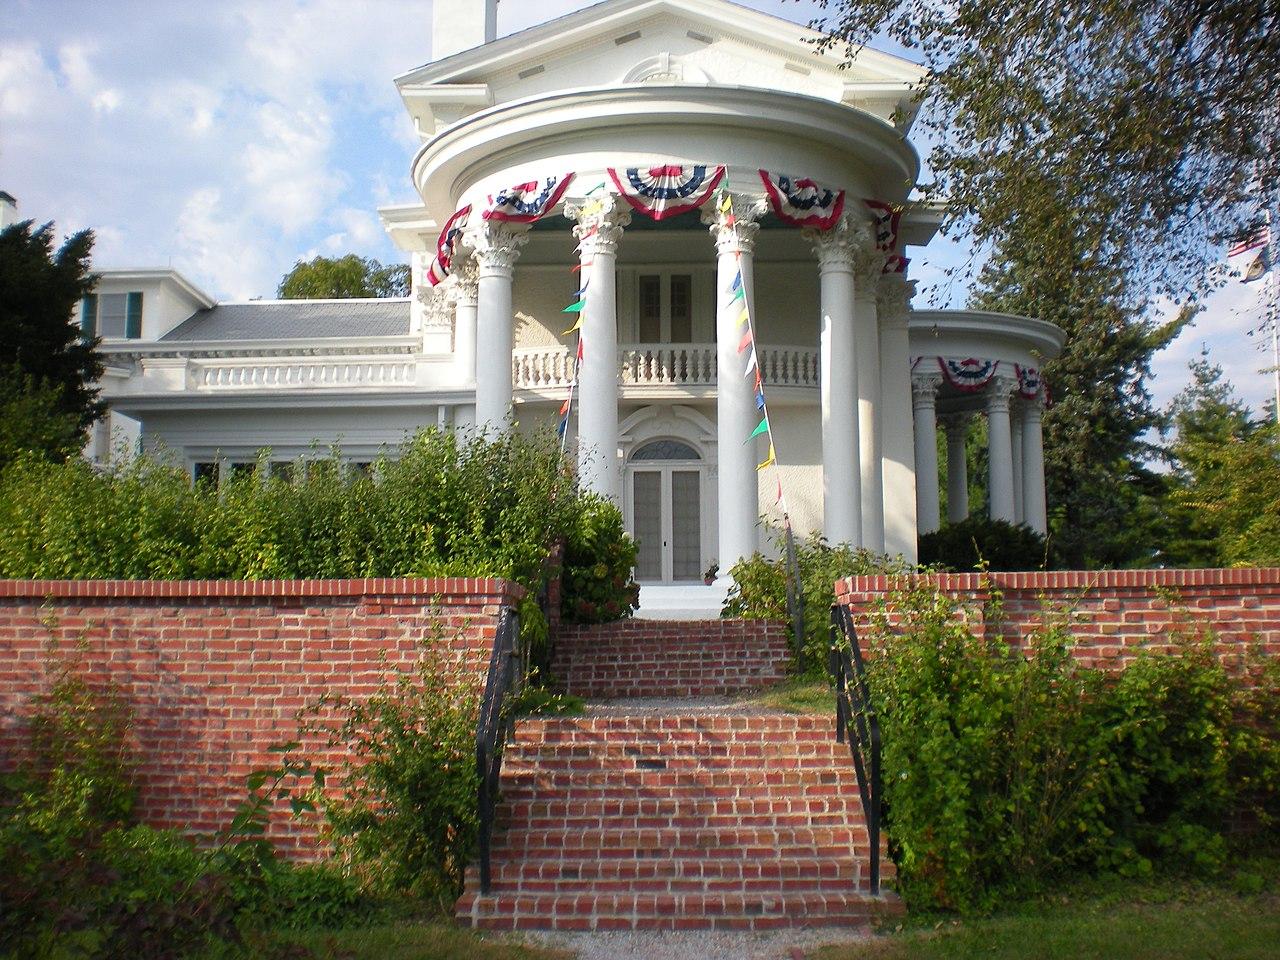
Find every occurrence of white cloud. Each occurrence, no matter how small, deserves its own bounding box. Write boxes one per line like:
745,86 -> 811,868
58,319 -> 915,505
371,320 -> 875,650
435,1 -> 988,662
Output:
0,40 -> 52,116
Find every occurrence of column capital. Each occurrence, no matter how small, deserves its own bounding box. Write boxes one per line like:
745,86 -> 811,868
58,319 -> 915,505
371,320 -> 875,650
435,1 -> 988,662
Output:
566,196 -> 632,257
702,194 -> 766,255
985,373 -> 1018,413
876,272 -> 916,328
910,371 -> 942,408
805,215 -> 874,271
447,257 -> 479,307
417,284 -> 455,329
939,410 -> 975,431
466,223 -> 529,278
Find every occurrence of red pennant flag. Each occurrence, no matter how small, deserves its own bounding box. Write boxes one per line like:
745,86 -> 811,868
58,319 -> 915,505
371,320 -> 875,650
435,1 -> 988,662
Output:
737,329 -> 754,354
559,399 -> 571,416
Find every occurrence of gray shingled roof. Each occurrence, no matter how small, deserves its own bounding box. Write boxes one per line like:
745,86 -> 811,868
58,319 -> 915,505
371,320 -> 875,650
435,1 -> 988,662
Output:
160,299 -> 412,342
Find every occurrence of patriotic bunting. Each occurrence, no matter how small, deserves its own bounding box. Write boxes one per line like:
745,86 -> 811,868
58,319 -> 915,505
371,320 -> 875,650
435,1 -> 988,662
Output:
426,204 -> 472,287
938,357 -> 1000,392
485,173 -> 575,223
1014,364 -> 1043,400
863,199 -> 902,252
608,164 -> 726,220
758,170 -> 846,230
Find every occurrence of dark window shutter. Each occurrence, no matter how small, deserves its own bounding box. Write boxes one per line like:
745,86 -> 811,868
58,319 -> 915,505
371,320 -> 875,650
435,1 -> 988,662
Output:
125,291 -> 143,339
81,294 -> 97,337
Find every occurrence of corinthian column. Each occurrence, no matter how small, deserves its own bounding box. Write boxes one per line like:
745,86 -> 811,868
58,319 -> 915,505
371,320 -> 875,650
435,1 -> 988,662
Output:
912,373 -> 942,535
943,412 -> 972,522
703,196 -> 765,572
468,224 -> 529,432
986,373 -> 1018,523
878,271 -> 917,560
805,217 -> 865,547
566,198 -> 630,502
853,242 -> 887,553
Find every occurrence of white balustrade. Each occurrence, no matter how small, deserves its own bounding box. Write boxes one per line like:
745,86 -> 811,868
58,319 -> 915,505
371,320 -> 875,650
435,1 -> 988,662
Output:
194,359 -> 416,390
511,344 -> 817,390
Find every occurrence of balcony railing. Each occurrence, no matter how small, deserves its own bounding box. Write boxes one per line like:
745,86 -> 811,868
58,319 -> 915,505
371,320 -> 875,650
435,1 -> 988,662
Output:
513,343 -> 819,391
193,359 -> 417,389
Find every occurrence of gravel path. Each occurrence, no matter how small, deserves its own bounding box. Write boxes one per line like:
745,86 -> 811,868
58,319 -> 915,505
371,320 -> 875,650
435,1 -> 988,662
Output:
583,696 -> 776,715
518,927 -> 874,960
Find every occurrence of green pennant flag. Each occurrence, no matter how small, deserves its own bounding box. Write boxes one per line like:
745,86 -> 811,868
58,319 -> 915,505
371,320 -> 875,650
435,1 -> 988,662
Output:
748,417 -> 769,440
730,285 -> 746,303
563,300 -> 586,313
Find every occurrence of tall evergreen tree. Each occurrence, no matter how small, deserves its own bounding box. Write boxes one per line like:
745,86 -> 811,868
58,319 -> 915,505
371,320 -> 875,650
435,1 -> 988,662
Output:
970,202 -> 1184,568
1163,350 -> 1279,566
0,221 -> 104,457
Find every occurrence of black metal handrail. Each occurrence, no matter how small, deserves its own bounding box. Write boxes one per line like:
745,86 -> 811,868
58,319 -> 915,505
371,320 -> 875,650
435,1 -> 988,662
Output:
476,605 -> 521,895
829,603 -> 883,896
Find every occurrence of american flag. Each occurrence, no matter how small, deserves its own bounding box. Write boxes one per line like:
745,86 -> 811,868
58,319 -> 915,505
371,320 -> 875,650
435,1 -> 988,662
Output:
1228,224 -> 1271,257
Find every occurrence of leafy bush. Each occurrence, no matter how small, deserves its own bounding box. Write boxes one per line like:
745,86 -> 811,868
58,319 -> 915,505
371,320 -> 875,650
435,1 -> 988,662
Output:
560,493 -> 640,624
0,428 -> 637,625
723,530 -> 902,674
856,583 -> 1280,912
918,516 -> 1049,571
300,642 -> 480,911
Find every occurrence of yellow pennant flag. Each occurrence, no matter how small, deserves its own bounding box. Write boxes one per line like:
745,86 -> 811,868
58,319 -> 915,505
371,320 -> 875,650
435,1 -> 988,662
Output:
757,442 -> 776,471
563,316 -> 583,334
737,306 -> 750,328
718,191 -> 732,214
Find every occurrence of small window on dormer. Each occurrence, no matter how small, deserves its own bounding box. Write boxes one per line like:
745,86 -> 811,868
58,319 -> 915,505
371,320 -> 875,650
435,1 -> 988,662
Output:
81,291 -> 142,339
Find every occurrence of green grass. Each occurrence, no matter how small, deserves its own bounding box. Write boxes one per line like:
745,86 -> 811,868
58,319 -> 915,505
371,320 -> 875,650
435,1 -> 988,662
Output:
243,922 -> 570,959
814,876 -> 1280,960
747,678 -> 837,714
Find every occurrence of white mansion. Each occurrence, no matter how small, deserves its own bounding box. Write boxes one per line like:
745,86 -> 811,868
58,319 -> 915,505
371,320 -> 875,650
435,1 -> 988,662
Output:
81,0 -> 1062,595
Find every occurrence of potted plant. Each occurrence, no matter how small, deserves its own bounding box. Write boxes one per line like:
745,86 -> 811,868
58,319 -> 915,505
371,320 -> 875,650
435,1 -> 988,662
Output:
703,562 -> 719,585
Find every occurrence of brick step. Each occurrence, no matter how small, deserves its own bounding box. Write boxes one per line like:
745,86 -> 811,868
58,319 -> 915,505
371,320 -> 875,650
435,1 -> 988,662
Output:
466,857 -> 863,891
489,826 -> 867,857
455,890 -> 898,931
498,797 -> 863,819
514,715 -> 836,737
496,811 -> 859,831
550,620 -> 790,698
499,770 -> 854,792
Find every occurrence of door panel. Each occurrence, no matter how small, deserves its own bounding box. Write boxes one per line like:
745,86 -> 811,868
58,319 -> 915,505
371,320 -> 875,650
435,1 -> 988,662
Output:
633,470 -> 663,580
670,470 -> 701,581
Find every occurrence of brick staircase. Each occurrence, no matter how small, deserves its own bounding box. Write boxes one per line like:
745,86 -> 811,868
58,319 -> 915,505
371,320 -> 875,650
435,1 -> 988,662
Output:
455,620 -> 899,931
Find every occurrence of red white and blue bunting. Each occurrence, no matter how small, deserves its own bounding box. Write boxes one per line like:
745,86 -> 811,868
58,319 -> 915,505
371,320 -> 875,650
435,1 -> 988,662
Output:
484,173 -> 575,224
1014,364 -> 1042,399
938,356 -> 999,392
426,204 -> 471,287
758,170 -> 845,230
607,164 -> 726,220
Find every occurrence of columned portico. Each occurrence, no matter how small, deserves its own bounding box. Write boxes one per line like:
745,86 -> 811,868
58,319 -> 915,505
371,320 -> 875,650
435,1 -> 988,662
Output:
943,413 -> 971,523
1011,405 -> 1025,523
854,249 -> 886,553
568,199 -> 630,502
911,373 -> 942,534
985,374 -> 1017,523
450,260 -> 479,388
470,224 -> 528,432
808,218 -> 862,546
704,200 -> 762,572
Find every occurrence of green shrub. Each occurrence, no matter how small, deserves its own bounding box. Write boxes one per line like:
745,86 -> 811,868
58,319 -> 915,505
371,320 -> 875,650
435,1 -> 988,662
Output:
560,493 -> 640,624
918,516 -> 1049,571
856,583 -> 1280,913
301,642 -> 480,911
257,861 -> 379,931
0,428 -> 636,624
723,530 -> 902,675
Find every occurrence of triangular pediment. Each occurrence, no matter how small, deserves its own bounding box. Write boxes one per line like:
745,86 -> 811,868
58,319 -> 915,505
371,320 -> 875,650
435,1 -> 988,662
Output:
399,0 -> 924,133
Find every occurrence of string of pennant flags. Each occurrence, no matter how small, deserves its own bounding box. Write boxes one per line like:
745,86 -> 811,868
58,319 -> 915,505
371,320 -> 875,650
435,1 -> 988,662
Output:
425,163 -> 918,522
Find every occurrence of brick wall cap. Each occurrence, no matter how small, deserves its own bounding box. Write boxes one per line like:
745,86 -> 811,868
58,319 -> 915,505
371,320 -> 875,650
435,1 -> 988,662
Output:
836,567 -> 1280,599
0,577 -> 526,604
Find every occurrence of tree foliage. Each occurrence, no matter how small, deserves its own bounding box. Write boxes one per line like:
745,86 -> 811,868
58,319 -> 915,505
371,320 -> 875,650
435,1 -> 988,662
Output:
277,254 -> 409,299
0,221 -> 104,452
970,201 -> 1183,568
1164,351 -> 1280,566
810,0 -> 1279,295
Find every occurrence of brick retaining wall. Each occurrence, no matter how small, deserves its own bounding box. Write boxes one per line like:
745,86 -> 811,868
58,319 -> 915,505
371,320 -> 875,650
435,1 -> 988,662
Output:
0,578 -> 522,856
836,568 -> 1280,669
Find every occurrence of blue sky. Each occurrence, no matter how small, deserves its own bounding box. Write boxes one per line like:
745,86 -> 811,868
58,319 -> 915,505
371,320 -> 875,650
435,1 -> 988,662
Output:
1,0 -> 1274,414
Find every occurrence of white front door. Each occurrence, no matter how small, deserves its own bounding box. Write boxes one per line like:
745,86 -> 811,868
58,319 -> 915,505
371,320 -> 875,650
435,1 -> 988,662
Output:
627,440 -> 704,583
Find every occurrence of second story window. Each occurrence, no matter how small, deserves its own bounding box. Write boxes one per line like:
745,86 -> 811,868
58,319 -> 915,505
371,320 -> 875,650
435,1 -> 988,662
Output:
81,291 -> 143,339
